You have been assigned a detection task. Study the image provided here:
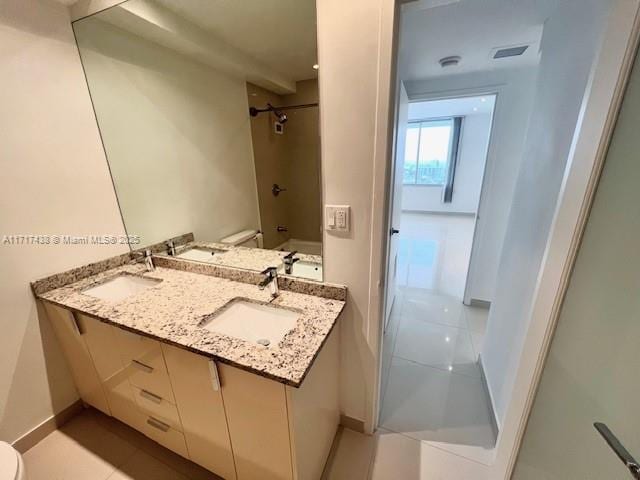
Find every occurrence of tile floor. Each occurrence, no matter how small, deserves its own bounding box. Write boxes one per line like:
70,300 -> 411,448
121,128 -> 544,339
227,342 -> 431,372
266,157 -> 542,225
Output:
374,212 -> 496,476
23,409 -> 221,480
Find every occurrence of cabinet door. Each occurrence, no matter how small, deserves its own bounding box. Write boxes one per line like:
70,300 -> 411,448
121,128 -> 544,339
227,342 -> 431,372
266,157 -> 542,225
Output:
43,303 -> 110,415
162,344 -> 237,480
219,363 -> 293,480
79,314 -> 140,429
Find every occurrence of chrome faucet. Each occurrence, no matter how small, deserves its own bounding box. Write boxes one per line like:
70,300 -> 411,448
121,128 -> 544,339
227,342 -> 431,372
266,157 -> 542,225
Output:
166,240 -> 176,256
283,251 -> 299,275
258,267 -> 279,298
134,249 -> 155,272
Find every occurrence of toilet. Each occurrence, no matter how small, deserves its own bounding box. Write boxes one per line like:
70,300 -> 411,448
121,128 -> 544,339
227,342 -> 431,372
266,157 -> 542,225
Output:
220,229 -> 263,248
0,442 -> 26,480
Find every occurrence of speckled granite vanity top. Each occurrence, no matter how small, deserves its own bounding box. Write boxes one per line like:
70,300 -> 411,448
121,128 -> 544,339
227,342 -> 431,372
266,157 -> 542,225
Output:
37,264 -> 345,387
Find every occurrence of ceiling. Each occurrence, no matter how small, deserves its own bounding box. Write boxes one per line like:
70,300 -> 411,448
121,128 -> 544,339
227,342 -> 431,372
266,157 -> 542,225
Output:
399,0 -> 560,81
79,0 -> 317,94
154,0 -> 318,83
408,95 -> 496,120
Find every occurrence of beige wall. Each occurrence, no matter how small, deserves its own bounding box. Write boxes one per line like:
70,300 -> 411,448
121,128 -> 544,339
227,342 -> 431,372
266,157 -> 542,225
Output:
282,80 -> 322,243
248,79 -> 322,249
0,0 -> 128,443
247,83 -> 290,249
74,18 -> 261,247
318,0 -> 395,424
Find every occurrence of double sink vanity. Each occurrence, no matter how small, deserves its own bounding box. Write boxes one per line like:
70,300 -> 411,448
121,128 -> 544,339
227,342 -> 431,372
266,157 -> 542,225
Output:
41,1 -> 338,478
32,242 -> 345,480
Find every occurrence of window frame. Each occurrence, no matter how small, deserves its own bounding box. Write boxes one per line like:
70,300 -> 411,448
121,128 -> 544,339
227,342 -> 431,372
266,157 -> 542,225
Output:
402,117 -> 456,187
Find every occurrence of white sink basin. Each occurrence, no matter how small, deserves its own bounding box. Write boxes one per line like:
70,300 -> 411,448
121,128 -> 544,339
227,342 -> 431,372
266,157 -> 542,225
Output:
201,299 -> 299,347
82,274 -> 161,302
278,261 -> 323,281
176,247 -> 223,263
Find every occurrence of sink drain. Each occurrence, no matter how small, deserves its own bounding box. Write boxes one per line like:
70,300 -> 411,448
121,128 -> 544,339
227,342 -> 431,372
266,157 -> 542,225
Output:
257,338 -> 270,346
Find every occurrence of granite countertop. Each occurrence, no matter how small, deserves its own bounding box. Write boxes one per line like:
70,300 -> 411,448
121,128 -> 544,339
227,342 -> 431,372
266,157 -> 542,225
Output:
37,264 -> 344,387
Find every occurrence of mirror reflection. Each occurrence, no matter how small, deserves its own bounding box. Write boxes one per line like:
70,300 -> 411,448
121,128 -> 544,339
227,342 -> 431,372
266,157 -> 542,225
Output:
73,0 -> 322,281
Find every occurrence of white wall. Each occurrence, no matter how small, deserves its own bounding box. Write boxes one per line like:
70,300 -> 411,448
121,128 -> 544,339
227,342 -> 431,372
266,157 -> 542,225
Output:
481,0 -> 612,426
318,0 -> 394,424
401,112 -> 493,214
513,40 -> 640,477
74,18 -> 261,247
406,67 -> 538,303
0,0 -> 128,443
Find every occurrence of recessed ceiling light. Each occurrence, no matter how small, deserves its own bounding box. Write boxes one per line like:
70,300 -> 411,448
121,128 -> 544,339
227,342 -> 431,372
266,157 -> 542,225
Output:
439,56 -> 461,68
480,97 -> 486,102
312,64 -> 320,70
473,107 -> 478,112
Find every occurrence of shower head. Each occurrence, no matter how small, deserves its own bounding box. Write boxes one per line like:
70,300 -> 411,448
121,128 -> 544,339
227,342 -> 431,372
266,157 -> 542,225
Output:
249,103 -> 297,124
269,104 -> 287,124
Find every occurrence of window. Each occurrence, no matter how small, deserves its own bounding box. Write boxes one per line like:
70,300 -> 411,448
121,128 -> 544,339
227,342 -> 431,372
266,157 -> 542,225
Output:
403,119 -> 454,185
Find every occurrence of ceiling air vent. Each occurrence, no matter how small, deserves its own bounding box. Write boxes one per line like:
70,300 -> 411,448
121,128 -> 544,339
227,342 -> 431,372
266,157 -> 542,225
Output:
493,45 -> 529,59
439,56 -> 461,68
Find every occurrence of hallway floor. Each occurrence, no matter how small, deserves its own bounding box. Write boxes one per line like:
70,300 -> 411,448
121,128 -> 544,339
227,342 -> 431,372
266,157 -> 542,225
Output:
377,212 -> 496,473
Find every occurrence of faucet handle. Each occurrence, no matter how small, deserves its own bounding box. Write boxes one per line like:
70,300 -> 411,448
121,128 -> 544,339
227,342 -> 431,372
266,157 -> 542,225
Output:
261,266 -> 278,276
133,248 -> 152,259
283,251 -> 298,261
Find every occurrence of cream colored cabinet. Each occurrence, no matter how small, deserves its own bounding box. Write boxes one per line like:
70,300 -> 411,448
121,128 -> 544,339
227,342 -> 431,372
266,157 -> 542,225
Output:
46,302 -> 339,480
44,303 -> 110,415
162,344 -> 237,480
111,329 -> 188,458
79,314 -> 141,429
219,328 -> 340,480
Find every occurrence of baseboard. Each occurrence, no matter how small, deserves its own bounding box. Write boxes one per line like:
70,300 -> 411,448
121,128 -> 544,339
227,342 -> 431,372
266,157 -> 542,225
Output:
340,414 -> 365,433
469,298 -> 491,309
478,355 -> 500,439
401,209 -> 476,217
12,399 -> 84,453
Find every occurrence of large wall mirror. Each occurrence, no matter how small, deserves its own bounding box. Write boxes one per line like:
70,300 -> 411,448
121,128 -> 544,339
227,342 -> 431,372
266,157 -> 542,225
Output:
73,0 -> 323,281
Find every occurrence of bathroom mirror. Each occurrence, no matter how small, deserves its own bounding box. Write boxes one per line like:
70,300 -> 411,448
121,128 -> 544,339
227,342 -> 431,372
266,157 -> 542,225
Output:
73,0 -> 323,281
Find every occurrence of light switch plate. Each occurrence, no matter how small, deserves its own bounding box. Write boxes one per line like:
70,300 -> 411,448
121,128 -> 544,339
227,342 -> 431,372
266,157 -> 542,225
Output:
325,205 -> 350,232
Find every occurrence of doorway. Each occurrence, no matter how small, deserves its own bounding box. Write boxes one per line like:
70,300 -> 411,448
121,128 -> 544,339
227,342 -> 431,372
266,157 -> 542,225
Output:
380,92 -> 497,464
373,0 -> 640,478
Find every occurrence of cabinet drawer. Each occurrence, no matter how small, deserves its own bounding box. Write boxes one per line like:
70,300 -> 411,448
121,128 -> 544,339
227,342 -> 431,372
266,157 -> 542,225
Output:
142,415 -> 189,458
133,386 -> 182,432
115,330 -> 175,402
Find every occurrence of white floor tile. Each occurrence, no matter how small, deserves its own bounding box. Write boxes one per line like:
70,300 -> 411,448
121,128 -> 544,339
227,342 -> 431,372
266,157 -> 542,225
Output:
371,429 -> 490,480
397,213 -> 475,298
401,291 -> 467,328
394,318 -> 479,378
380,358 -> 496,451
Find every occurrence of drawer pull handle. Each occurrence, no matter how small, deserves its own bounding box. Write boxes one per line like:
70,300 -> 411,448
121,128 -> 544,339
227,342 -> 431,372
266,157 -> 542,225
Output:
132,359 -> 154,373
140,389 -> 162,404
146,416 -> 170,432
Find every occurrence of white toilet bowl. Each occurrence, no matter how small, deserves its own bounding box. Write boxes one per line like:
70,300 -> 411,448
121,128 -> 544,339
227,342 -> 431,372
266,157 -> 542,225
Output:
0,442 -> 26,480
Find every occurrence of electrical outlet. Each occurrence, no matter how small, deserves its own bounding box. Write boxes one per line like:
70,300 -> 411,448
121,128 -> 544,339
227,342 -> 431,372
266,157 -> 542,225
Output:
325,205 -> 350,232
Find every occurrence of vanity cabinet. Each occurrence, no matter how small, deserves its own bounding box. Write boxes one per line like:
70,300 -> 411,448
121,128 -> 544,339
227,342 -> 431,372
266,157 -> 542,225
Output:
161,344 -> 237,480
45,302 -> 339,480
44,303 -> 110,415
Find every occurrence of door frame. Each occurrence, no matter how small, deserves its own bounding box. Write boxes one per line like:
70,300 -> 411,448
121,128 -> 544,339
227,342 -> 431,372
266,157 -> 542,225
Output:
404,86 -> 502,306
368,2 -> 640,478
